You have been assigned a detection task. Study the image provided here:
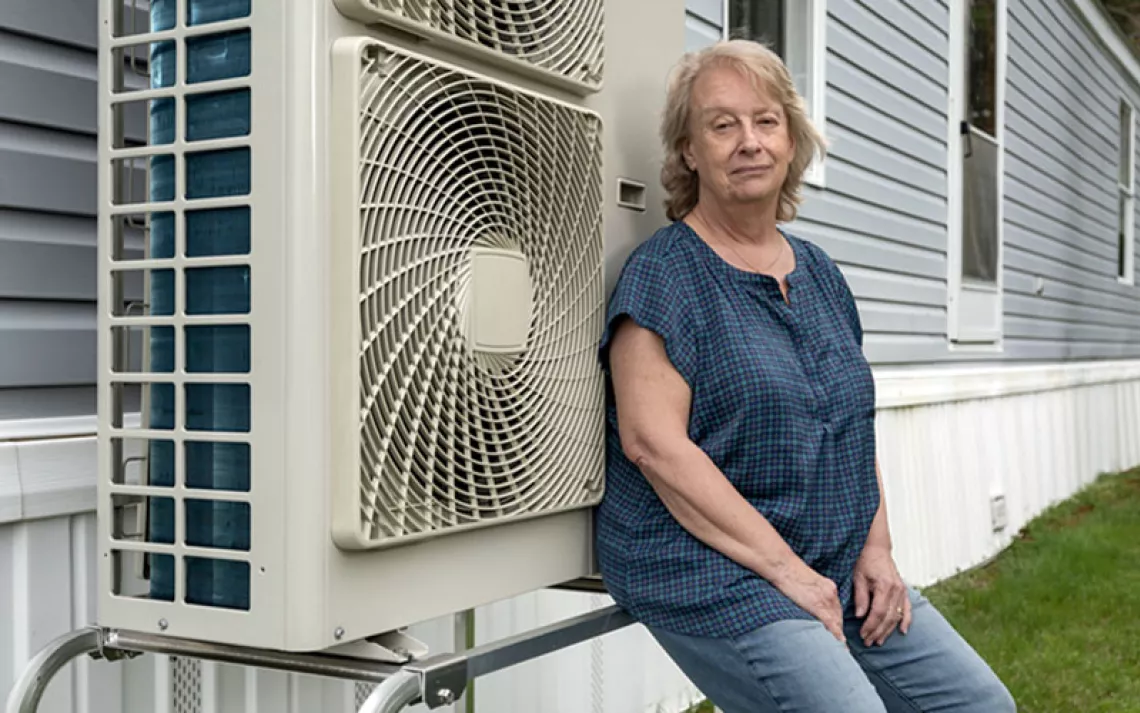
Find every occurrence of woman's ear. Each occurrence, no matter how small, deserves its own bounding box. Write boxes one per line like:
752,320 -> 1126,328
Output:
682,141 -> 696,172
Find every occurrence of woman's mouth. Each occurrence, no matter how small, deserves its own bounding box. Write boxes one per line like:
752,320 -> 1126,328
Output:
733,165 -> 771,176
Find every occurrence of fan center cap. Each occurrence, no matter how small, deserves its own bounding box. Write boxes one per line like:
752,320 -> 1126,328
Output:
462,246 -> 533,355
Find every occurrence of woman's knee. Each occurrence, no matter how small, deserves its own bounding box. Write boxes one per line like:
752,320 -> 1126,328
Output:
972,673 -> 1017,713
866,589 -> 1016,712
914,593 -> 1018,712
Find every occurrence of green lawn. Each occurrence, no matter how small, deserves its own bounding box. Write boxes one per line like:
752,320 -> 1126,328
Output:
924,467 -> 1140,712
682,467 -> 1140,713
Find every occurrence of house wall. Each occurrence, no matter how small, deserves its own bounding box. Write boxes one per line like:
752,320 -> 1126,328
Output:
10,0 -> 1131,404
0,1 -> 102,414
685,0 -> 724,50
687,0 -> 1140,367
800,0 -> 958,365
1003,0 -> 1140,360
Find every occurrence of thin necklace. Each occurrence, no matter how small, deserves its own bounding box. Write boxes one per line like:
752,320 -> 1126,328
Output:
720,233 -> 786,275
689,211 -> 787,275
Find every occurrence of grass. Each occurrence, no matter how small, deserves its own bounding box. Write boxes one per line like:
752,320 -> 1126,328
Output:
681,468 -> 1140,713
923,467 -> 1140,712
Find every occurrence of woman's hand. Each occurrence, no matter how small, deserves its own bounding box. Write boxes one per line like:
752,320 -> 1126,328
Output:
852,544 -> 911,647
773,562 -> 845,643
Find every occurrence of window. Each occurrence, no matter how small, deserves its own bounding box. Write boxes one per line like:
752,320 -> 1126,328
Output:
962,0 -> 998,285
947,0 -> 1006,345
724,0 -> 827,186
1118,98 -> 1135,285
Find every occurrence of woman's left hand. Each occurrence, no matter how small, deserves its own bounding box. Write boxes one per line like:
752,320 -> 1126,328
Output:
852,545 -> 911,647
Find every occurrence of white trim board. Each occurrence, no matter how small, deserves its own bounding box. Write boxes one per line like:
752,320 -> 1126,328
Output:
0,435 -> 97,526
0,415 -> 137,526
0,413 -> 141,442
874,359 -> 1140,408
0,415 -> 102,442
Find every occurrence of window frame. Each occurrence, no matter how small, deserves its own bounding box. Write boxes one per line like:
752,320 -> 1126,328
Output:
1118,97 -> 1136,286
946,0 -> 1008,349
721,0 -> 828,188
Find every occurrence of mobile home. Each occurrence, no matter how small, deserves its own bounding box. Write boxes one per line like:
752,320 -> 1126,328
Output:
3,0 -> 1139,711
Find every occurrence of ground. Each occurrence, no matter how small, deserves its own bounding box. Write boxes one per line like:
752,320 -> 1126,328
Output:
926,467 -> 1140,712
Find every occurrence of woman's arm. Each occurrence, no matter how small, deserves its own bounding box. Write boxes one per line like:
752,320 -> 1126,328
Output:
864,460 -> 893,552
851,460 -> 912,646
608,316 -> 846,641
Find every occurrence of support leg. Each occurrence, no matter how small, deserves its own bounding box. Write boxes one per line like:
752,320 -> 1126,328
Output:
357,671 -> 421,713
5,628 -> 103,713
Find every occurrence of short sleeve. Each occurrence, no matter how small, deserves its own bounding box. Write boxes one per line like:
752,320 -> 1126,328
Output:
824,254 -> 864,347
838,271 -> 864,348
598,248 -> 699,388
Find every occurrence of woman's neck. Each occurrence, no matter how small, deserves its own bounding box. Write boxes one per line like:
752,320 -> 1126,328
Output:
686,197 -> 781,248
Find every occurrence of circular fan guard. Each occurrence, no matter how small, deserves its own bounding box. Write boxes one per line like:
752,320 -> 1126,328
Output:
353,46 -> 606,544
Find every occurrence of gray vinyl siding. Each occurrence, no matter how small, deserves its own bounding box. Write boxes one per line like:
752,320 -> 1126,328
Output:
788,0 -> 955,366
685,0 -> 1140,366
1001,0 -> 1140,360
686,0 -> 723,51
0,1 -> 104,411
682,0 -> 955,366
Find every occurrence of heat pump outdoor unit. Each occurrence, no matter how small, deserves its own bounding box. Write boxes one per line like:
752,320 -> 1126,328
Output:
96,0 -> 686,652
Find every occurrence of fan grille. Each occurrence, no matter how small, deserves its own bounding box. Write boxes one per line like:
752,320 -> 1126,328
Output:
339,0 -> 603,89
348,41 -> 605,545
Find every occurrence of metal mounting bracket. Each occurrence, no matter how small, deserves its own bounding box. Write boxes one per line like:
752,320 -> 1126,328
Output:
322,630 -> 430,665
5,604 -> 634,713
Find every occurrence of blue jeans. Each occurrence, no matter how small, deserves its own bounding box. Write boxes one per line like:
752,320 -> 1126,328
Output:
647,586 -> 1016,712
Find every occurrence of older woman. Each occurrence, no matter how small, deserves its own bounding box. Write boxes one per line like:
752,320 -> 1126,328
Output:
596,40 -> 1016,712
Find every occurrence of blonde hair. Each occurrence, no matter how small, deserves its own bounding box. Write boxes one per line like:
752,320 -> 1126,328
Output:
659,39 -> 827,222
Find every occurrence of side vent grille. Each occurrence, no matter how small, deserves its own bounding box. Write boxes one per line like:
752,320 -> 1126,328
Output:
104,0 -> 256,612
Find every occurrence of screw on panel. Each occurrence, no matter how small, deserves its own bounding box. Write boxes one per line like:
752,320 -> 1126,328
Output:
158,619 -> 168,631
436,688 -> 455,705
334,627 -> 345,640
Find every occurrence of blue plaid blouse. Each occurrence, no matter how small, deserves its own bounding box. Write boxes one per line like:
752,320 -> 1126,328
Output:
596,220 -> 881,638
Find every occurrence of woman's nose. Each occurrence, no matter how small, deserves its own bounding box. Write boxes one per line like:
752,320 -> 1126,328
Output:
739,127 -> 762,153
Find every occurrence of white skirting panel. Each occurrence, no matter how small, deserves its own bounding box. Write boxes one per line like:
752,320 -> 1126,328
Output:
4,359 -> 1140,713
874,360 -> 1140,587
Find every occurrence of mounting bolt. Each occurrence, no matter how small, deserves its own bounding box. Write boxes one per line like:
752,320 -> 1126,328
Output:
436,689 -> 455,705
158,619 -> 168,631
334,627 -> 345,640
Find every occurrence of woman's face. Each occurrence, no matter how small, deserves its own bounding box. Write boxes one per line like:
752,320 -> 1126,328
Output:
682,64 -> 795,210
